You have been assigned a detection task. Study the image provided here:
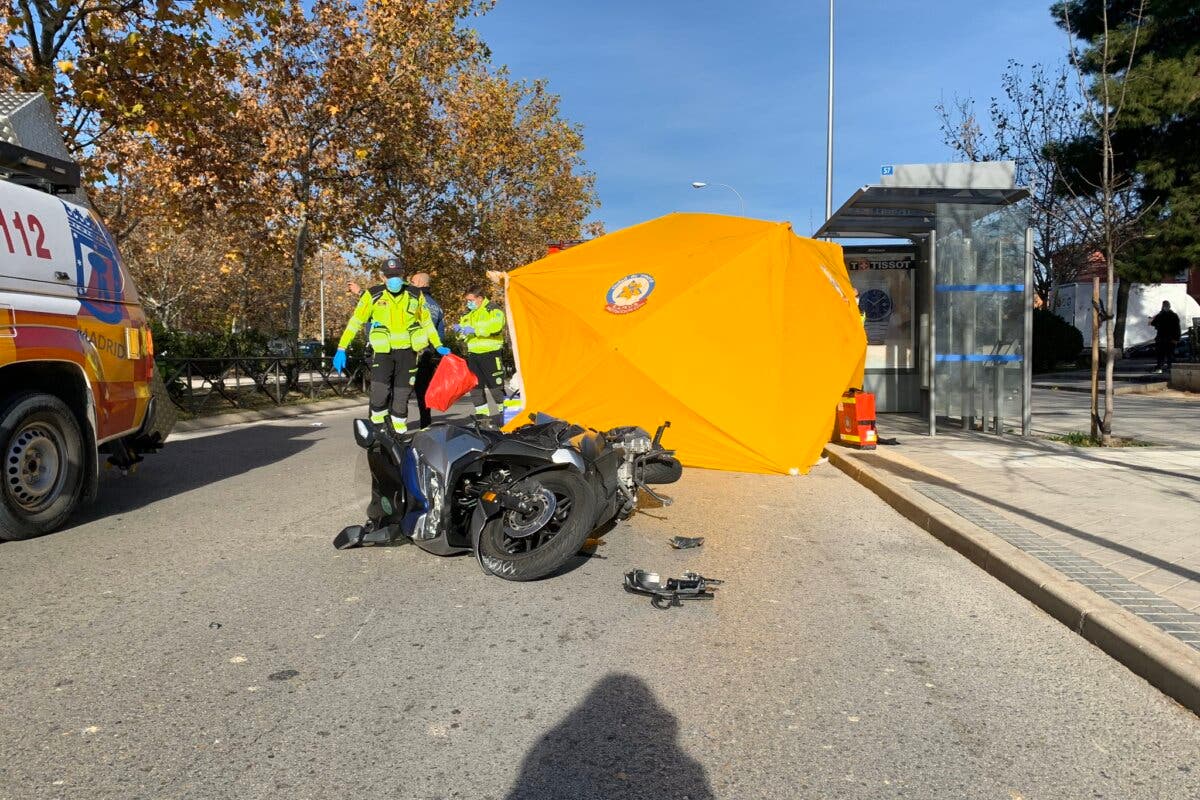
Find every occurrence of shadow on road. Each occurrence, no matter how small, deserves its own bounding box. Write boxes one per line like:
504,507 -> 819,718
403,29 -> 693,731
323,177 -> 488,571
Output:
504,673 -> 714,800
66,424 -> 326,531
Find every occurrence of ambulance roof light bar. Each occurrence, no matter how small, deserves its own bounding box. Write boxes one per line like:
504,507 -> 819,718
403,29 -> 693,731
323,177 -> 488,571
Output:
0,140 -> 81,194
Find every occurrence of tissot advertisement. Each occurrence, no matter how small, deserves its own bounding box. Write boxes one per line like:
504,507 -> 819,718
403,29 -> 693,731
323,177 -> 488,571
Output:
845,248 -> 915,370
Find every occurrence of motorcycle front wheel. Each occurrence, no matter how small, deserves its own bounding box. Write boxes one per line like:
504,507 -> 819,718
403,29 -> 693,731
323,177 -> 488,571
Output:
478,470 -> 596,581
642,455 -> 683,485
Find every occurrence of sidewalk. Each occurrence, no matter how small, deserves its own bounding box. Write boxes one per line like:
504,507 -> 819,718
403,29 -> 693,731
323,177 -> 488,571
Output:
1032,357 -> 1170,395
847,389 -> 1200,643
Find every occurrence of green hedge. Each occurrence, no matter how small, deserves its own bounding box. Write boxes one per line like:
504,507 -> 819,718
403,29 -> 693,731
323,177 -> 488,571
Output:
149,323 -> 274,359
1032,309 -> 1084,373
149,322 -> 513,371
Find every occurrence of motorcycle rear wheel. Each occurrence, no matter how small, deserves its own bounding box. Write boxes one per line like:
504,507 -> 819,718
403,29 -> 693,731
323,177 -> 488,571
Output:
478,470 -> 595,581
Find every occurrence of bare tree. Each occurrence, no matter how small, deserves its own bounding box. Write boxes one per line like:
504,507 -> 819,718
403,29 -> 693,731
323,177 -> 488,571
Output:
937,62 -> 1092,308
1060,0 -> 1150,444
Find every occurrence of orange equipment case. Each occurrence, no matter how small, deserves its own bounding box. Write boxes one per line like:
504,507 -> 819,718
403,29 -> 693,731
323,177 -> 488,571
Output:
835,390 -> 877,450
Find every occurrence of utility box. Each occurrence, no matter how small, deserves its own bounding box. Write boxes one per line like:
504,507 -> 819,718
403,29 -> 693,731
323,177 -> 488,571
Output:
835,390 -> 877,450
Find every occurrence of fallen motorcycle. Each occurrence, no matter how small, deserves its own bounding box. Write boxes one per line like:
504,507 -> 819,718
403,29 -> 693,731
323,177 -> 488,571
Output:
334,415 -> 683,581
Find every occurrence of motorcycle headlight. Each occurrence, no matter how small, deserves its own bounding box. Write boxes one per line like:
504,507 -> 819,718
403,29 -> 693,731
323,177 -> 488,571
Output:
414,456 -> 444,541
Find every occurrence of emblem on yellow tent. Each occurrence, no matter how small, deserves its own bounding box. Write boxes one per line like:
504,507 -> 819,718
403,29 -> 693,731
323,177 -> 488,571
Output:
605,273 -> 655,314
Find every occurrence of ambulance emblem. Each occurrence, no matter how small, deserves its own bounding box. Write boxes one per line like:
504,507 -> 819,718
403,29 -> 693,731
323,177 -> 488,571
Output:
605,273 -> 655,314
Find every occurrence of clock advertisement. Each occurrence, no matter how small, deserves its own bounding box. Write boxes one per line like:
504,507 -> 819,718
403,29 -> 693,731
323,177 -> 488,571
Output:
845,248 -> 915,370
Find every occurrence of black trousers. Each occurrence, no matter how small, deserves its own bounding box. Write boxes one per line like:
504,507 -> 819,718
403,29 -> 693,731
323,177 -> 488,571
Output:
413,349 -> 440,428
1155,339 -> 1176,369
369,348 -> 418,422
466,351 -> 507,411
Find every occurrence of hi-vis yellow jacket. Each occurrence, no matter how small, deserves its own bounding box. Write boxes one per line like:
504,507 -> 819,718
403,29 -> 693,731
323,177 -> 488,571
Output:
338,285 -> 442,353
459,299 -> 506,354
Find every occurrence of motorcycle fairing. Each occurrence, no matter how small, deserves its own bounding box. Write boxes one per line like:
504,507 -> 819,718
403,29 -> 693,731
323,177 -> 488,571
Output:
402,425 -> 489,554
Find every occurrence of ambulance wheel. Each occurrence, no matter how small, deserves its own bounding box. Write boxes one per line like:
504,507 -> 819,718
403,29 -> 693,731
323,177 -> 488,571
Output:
0,392 -> 86,541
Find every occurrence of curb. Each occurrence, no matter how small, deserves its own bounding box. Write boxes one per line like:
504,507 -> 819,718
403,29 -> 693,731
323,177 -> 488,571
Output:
1032,381 -> 1168,395
173,396 -> 366,433
824,446 -> 1200,715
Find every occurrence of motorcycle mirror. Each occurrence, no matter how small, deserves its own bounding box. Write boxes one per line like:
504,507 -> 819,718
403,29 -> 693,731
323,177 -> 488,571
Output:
353,419 -> 376,449
334,525 -> 366,549
652,421 -> 671,448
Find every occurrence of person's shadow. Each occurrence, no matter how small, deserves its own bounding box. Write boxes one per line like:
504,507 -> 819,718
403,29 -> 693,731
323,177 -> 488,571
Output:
505,673 -> 715,800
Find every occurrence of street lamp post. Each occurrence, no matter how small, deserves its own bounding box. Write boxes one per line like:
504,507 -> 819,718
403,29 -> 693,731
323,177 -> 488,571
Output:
690,181 -> 746,215
825,0 -> 835,224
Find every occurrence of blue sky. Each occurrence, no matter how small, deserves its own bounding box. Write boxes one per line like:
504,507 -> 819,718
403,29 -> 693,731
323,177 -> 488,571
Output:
473,0 -> 1072,236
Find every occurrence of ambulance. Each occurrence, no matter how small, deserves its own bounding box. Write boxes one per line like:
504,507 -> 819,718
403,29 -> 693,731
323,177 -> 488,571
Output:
0,137 -> 173,540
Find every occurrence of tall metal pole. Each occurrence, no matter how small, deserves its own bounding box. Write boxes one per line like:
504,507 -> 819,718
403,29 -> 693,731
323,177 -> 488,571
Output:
825,0 -> 834,223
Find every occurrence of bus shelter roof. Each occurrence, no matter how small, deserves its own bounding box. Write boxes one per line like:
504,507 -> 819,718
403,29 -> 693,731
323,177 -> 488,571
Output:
815,185 -> 1030,240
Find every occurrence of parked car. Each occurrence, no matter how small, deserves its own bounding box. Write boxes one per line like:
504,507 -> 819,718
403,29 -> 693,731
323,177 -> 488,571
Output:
1123,331 -> 1191,360
266,338 -> 324,357
297,338 -> 323,357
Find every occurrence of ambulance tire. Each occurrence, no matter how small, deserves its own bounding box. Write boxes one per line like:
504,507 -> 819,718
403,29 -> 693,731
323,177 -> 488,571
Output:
0,392 -> 86,541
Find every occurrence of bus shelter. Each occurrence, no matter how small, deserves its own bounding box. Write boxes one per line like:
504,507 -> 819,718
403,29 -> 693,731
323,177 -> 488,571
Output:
815,162 -> 1032,436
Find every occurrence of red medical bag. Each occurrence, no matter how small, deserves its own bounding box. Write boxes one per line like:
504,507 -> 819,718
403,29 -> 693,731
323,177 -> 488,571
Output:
424,354 -> 478,412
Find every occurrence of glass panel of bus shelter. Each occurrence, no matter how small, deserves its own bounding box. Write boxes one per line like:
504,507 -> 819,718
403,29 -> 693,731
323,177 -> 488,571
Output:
933,202 -> 1029,429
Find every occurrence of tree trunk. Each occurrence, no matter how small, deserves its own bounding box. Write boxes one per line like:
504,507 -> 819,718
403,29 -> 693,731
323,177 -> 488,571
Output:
288,212 -> 310,339
1101,249 -> 1115,446
1113,279 -> 1132,351
1091,276 -> 1100,440
1047,254 -> 1057,310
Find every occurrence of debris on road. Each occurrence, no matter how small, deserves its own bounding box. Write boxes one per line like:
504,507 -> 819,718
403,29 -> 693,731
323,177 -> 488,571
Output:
668,535 -> 704,549
623,569 -> 723,610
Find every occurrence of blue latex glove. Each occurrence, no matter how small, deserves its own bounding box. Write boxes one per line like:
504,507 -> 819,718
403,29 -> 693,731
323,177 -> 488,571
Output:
332,349 -> 347,373
458,325 -> 475,335
436,346 -> 451,356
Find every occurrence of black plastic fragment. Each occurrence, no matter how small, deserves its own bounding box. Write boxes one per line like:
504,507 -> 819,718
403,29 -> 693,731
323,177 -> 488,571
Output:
669,536 -> 704,549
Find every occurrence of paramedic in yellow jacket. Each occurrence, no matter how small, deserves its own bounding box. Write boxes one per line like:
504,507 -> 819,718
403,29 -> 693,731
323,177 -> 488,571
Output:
452,286 -> 517,425
332,257 -> 449,433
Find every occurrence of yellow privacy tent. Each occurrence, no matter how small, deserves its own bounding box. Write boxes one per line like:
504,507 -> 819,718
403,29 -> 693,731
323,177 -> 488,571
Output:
503,213 -> 865,474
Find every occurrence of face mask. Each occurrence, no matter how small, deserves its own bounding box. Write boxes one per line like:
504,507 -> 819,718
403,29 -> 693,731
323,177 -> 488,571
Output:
386,277 -> 404,293
466,300 -> 479,311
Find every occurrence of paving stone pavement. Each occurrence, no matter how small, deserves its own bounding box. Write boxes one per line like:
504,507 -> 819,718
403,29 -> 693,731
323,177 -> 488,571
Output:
914,482 -> 1200,651
856,389 -> 1200,617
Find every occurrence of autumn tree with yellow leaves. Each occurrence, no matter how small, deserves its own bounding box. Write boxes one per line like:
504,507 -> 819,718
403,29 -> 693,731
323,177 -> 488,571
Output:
0,0 -> 273,152
2,0 -> 598,338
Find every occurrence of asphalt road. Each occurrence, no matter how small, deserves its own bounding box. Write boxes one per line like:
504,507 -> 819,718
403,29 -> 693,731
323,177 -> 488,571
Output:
1,407 -> 1197,800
